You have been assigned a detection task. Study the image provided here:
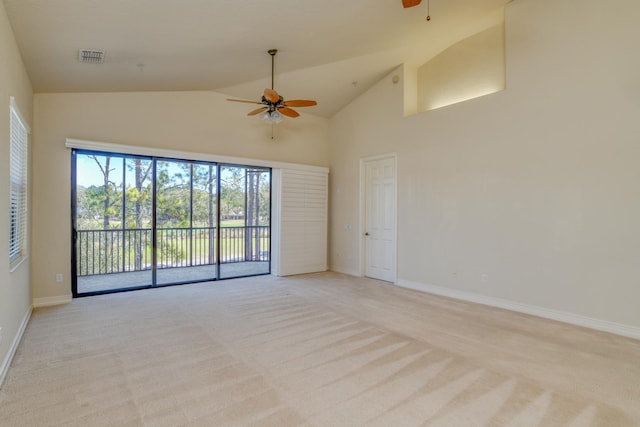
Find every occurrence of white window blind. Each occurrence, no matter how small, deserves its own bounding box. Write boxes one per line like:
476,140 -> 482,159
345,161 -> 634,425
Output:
277,169 -> 328,276
9,97 -> 29,268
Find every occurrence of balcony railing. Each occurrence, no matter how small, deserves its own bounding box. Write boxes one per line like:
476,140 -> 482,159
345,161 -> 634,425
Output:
76,226 -> 269,276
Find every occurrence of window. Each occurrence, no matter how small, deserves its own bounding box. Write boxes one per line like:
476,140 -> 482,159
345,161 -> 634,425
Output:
9,97 -> 29,269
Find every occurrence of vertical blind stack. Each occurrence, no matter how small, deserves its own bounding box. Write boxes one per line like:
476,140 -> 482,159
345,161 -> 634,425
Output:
277,168 -> 328,276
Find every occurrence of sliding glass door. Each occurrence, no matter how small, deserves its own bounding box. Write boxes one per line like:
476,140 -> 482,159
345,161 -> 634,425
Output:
219,165 -> 271,279
73,153 -> 153,293
155,160 -> 219,285
72,150 -> 270,296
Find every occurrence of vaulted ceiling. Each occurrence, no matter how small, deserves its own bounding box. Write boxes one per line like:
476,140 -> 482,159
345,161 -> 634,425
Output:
3,0 -> 509,117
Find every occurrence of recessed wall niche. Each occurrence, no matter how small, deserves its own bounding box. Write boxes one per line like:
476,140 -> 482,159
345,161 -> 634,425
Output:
414,22 -> 505,113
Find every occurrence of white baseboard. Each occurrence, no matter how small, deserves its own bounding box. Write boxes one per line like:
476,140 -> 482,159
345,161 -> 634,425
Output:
396,279 -> 640,341
0,306 -> 32,388
32,295 -> 72,308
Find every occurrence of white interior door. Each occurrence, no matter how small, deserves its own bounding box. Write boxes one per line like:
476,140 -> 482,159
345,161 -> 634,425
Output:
364,156 -> 396,282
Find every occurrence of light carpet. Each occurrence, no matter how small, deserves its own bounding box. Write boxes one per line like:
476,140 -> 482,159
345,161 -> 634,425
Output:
1,272 -> 639,426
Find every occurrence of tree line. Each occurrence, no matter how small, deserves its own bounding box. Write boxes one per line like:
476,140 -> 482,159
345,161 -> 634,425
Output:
76,155 -> 270,231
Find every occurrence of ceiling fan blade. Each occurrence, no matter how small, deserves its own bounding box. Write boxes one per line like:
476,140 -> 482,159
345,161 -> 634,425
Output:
264,88 -> 280,103
227,98 -> 262,104
283,99 -> 317,107
247,107 -> 268,116
402,0 -> 422,7
278,107 -> 300,118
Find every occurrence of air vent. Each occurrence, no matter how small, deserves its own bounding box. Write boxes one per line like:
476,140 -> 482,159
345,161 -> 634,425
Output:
78,49 -> 105,63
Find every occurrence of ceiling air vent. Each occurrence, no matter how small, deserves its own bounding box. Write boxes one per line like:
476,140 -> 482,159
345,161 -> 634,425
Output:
78,49 -> 105,63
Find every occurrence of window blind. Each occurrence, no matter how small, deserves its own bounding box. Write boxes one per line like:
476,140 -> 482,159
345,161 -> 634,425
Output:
9,98 -> 29,267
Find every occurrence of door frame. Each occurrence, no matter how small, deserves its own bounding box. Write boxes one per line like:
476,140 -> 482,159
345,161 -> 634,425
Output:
359,153 -> 398,282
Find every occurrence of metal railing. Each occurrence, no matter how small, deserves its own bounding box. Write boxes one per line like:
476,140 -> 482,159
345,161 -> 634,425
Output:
76,226 -> 269,276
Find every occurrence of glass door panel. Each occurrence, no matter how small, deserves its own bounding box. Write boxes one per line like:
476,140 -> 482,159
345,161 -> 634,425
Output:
155,160 -> 218,285
123,157 -> 153,284
191,163 -> 218,280
73,152 -> 153,295
219,166 -> 271,279
155,160 -> 191,285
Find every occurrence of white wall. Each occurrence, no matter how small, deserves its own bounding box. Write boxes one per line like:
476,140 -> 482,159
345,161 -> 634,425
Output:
32,91 -> 329,302
0,0 -> 33,383
329,0 -> 640,333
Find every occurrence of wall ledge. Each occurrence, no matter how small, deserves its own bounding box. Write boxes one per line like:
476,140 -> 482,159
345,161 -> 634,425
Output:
0,306 -> 32,388
33,295 -> 72,308
396,278 -> 640,341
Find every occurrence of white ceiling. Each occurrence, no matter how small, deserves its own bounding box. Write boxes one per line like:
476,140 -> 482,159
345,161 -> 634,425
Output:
3,0 -> 509,117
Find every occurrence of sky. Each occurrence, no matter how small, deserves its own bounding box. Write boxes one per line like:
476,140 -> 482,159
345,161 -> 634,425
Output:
75,153 -> 269,188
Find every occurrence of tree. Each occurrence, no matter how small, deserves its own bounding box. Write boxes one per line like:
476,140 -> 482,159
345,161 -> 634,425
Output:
156,161 -> 191,228
245,169 -> 263,260
192,164 -> 217,264
88,155 -> 119,229
125,158 -> 152,270
219,167 -> 245,221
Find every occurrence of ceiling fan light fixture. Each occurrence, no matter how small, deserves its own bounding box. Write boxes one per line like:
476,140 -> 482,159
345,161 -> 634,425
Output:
261,110 -> 283,124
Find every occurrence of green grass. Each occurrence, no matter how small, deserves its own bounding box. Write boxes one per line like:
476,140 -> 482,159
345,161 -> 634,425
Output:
220,219 -> 245,227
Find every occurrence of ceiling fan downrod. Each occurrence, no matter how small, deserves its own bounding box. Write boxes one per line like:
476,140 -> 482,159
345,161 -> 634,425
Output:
268,49 -> 277,90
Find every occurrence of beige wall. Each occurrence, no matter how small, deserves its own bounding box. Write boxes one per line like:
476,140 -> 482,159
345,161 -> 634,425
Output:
417,23 -> 505,111
32,91 -> 329,300
0,0 -> 33,378
329,0 -> 640,330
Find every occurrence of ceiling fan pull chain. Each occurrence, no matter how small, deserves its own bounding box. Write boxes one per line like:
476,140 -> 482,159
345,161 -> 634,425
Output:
426,0 -> 431,21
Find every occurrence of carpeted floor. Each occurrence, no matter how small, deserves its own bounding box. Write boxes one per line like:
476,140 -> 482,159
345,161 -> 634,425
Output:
1,272 -> 639,426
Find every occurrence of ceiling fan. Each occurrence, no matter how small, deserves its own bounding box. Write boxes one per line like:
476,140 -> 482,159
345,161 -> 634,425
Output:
226,49 -> 317,124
